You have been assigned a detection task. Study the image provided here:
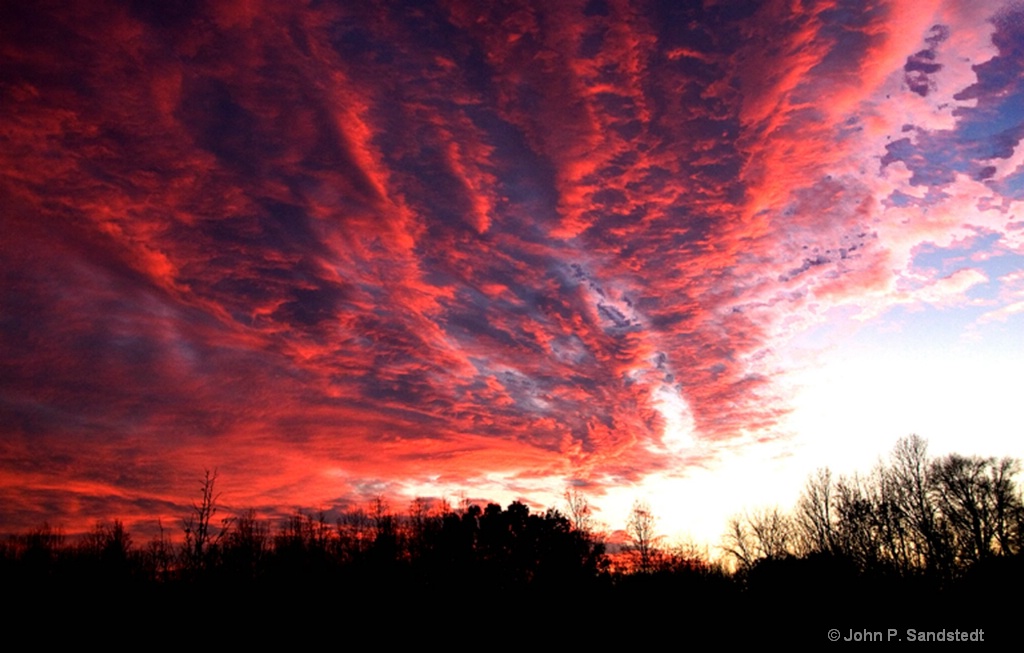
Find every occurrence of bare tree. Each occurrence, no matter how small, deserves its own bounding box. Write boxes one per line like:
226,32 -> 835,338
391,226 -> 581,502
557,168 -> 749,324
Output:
988,457 -> 1024,555
564,487 -> 593,533
182,469 -> 229,572
929,454 -> 1024,565
887,435 -> 946,572
222,508 -> 269,579
371,496 -> 396,540
147,519 -> 173,581
407,497 -> 436,559
832,472 -> 889,569
82,519 -> 132,562
795,467 -> 836,555
722,507 -> 793,570
723,514 -> 756,571
409,497 -> 432,530
747,506 -> 794,559
664,539 -> 715,574
338,505 -> 372,557
626,499 -> 659,573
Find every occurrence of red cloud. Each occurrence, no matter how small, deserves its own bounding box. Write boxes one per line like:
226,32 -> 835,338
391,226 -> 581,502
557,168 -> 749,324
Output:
2,0 -> 1019,537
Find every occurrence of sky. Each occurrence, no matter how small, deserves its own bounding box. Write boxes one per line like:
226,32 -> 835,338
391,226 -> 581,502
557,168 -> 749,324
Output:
2,0 -> 1023,546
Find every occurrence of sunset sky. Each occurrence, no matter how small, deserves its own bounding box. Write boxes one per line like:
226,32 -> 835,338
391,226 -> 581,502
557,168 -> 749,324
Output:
2,0 -> 1023,546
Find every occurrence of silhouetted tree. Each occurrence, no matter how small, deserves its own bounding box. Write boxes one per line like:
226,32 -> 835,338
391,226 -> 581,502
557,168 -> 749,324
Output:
750,506 -> 794,559
181,469 -> 229,574
221,509 -> 269,581
270,510 -> 336,585
82,520 -> 132,563
887,434 -> 945,573
146,519 -> 173,582
337,505 -> 372,560
930,453 -> 1023,566
627,500 -> 659,573
868,465 -> 916,575
831,473 -> 886,571
82,519 -> 135,580
564,488 -> 593,533
369,496 -> 400,564
724,506 -> 793,571
795,467 -> 836,555
723,515 -> 756,571
16,523 -> 65,582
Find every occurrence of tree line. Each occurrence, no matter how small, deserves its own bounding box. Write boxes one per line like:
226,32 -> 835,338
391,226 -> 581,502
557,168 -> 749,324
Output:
3,435 -> 1023,632
2,471 -> 607,599
723,435 -> 1024,581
